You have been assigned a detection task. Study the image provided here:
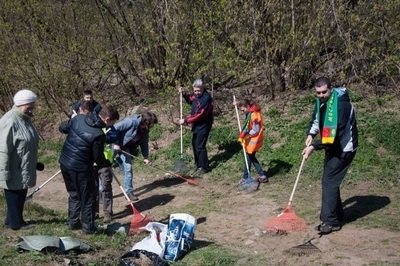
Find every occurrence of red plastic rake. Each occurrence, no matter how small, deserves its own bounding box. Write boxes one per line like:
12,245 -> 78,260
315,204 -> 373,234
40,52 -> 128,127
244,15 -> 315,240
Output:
265,156 -> 308,233
111,169 -> 151,235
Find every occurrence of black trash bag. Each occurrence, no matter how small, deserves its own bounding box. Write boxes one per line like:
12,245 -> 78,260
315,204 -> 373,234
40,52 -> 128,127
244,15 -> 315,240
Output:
119,249 -> 169,266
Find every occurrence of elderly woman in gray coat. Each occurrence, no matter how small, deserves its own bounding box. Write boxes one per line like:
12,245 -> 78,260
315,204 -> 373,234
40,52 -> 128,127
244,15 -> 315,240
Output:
0,89 -> 40,230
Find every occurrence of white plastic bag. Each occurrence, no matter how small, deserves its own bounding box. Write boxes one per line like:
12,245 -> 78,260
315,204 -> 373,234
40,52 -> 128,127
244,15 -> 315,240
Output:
131,222 -> 168,257
164,213 -> 196,261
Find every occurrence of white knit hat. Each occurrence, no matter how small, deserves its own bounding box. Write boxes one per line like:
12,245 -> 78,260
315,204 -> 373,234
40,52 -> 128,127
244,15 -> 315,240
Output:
13,89 -> 37,106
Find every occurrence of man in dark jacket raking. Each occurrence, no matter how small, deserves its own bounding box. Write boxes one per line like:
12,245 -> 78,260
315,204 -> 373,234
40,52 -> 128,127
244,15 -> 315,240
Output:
302,77 -> 358,234
59,105 -> 119,234
178,79 -> 214,176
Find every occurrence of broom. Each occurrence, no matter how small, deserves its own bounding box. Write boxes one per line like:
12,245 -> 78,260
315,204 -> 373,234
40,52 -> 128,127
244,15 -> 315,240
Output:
111,169 -> 151,235
264,156 -> 308,233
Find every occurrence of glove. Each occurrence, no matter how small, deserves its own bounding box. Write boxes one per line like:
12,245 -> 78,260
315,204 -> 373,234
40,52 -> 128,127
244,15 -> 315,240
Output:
238,137 -> 245,144
114,155 -> 123,166
36,162 -> 44,171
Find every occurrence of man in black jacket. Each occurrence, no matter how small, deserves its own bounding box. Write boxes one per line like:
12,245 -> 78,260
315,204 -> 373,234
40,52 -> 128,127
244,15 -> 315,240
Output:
302,77 -> 358,234
71,89 -> 102,115
59,105 -> 119,234
178,79 -> 213,175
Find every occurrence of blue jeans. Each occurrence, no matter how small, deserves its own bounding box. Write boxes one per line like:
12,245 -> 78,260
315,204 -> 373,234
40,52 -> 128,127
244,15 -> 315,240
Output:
243,152 -> 264,179
117,150 -> 134,194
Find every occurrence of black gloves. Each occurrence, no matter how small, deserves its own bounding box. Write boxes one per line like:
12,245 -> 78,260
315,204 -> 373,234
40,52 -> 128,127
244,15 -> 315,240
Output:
36,162 -> 44,171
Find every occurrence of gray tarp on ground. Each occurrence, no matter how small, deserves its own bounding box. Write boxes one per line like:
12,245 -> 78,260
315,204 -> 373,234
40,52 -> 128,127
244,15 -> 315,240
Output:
16,235 -> 91,253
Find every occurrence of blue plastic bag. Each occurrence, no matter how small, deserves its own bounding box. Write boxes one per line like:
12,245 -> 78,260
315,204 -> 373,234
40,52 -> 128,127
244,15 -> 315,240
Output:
164,213 -> 196,261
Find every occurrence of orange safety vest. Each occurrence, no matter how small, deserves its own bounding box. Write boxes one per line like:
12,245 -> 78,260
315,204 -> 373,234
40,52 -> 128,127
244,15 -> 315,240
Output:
244,111 -> 264,153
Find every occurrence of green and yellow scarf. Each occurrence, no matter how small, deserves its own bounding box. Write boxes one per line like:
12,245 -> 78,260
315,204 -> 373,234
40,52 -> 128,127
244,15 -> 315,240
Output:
242,113 -> 252,132
316,90 -> 338,144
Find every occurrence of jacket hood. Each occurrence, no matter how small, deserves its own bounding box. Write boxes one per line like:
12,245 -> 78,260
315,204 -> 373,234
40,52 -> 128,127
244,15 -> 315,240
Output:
248,103 -> 261,112
335,87 -> 350,103
85,113 -> 106,129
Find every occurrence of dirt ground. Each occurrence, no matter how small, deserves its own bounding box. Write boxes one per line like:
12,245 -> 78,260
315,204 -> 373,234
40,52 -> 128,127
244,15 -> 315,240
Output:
29,167 -> 400,266
24,98 -> 400,265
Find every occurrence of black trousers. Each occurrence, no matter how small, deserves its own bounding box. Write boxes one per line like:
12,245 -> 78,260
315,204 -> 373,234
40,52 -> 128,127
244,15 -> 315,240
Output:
4,188 -> 28,229
192,132 -> 210,171
61,164 -> 97,233
320,150 -> 356,225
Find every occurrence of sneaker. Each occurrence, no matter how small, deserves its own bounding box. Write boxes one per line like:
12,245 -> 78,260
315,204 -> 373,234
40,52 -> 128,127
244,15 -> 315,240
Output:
8,220 -> 36,230
257,175 -> 268,183
237,178 -> 250,185
16,224 -> 35,230
314,223 -> 341,233
193,168 -> 208,177
10,223 -> 35,230
82,229 -> 97,235
68,222 -> 82,230
103,213 -> 112,224
127,192 -> 139,202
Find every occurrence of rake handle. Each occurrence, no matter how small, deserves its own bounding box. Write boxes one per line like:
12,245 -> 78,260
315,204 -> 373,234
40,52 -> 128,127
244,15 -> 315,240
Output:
233,95 -> 251,175
180,90 -> 184,158
287,156 -> 306,206
25,170 -> 62,201
120,150 -> 199,186
111,168 -> 140,215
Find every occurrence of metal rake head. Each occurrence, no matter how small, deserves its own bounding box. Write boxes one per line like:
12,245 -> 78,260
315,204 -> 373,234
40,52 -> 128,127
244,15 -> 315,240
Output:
173,160 -> 189,174
286,238 -> 321,255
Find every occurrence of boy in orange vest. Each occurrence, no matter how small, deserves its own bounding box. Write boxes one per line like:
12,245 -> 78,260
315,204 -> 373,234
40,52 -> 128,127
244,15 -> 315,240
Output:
236,99 -> 268,187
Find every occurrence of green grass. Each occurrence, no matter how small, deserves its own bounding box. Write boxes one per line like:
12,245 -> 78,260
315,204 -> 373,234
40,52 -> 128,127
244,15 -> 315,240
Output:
1,93 -> 400,265
37,140 -> 63,168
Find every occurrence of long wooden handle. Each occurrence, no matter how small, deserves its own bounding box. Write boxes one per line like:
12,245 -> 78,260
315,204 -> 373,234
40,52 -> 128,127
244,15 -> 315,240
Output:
180,91 -> 184,158
120,150 -> 199,186
111,168 -> 141,214
233,95 -> 251,172
25,170 -> 62,201
287,156 -> 306,206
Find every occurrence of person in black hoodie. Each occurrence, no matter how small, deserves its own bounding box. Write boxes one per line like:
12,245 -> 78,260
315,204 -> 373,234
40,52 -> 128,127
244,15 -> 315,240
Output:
71,89 -> 102,115
302,77 -> 358,234
178,79 -> 213,176
59,105 -> 120,234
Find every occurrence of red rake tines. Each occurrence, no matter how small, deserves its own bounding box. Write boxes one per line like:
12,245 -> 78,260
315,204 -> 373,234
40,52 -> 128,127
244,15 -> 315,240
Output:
111,169 -> 151,235
265,205 -> 308,234
128,202 -> 152,235
264,156 -> 308,234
